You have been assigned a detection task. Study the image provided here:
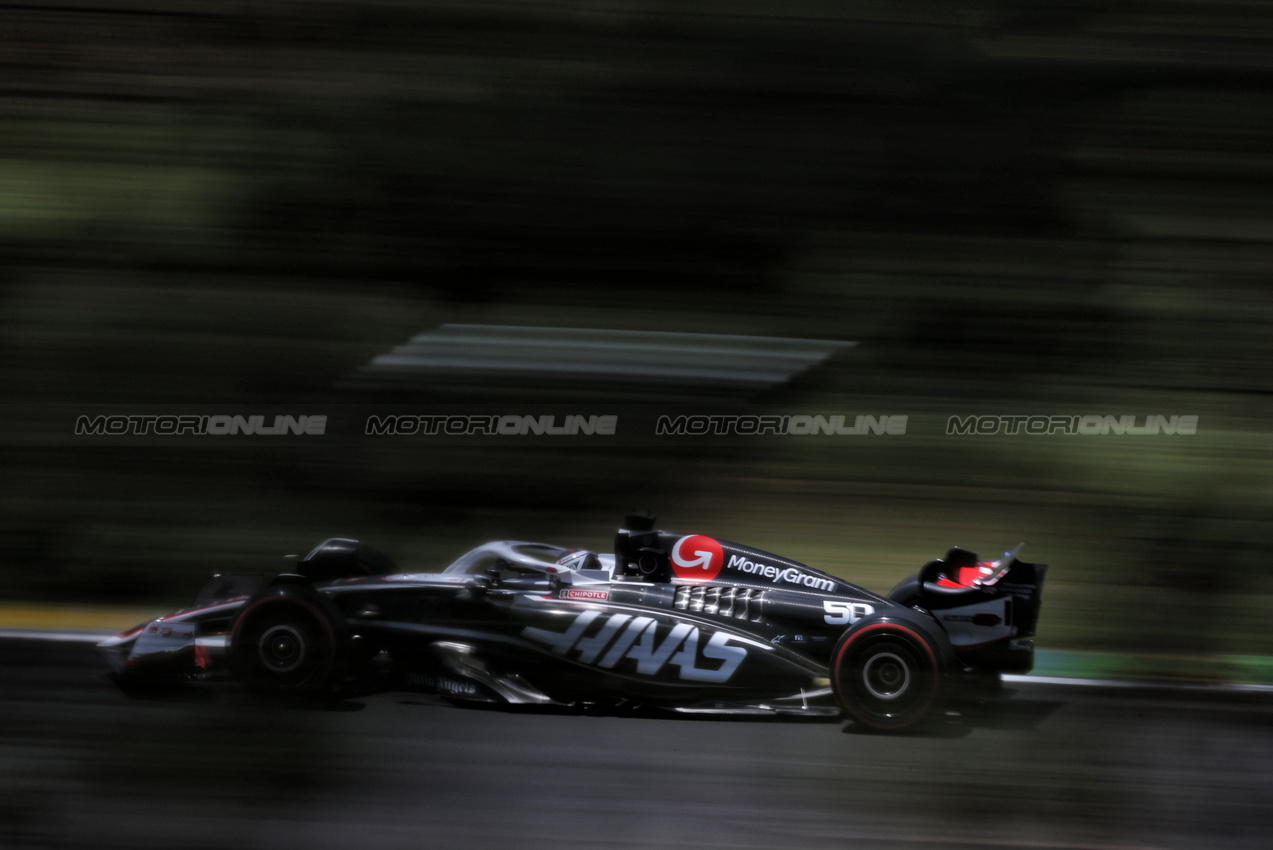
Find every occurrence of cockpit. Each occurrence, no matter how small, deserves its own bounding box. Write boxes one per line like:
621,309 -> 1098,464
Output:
440,541 -> 617,588
553,549 -> 616,583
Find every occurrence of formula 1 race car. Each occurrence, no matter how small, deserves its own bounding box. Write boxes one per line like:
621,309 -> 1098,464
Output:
99,514 -> 1046,730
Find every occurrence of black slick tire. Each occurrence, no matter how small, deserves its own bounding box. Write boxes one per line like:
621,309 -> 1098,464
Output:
830,618 -> 946,731
229,587 -> 347,697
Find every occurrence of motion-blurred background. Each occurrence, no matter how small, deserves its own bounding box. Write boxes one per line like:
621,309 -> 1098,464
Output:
4,0 -> 1273,664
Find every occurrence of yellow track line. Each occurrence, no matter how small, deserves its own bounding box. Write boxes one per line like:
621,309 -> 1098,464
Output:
0,606 -> 167,631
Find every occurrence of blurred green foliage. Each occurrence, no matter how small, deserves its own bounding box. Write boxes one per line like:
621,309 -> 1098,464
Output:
3,0 -> 1273,655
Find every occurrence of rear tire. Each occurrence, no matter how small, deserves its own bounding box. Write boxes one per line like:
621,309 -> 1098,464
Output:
831,620 -> 945,731
229,588 -> 346,696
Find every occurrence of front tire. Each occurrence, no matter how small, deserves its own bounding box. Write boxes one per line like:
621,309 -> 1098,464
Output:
229,588 -> 346,696
831,620 -> 946,731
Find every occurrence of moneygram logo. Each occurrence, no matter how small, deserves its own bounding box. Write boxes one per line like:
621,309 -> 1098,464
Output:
726,554 -> 837,592
671,535 -> 725,582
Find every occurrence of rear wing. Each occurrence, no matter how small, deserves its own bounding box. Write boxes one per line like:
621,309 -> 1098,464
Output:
997,559 -> 1047,639
973,544 -> 1025,588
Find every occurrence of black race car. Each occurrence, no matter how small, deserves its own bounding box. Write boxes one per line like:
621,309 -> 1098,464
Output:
100,513 -> 1046,730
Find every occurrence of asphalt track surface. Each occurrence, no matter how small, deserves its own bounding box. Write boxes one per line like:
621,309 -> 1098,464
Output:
2,636 -> 1271,850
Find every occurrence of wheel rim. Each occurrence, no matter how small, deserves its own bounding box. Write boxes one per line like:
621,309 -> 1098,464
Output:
861,651 -> 911,700
833,628 -> 941,729
258,623 -> 308,673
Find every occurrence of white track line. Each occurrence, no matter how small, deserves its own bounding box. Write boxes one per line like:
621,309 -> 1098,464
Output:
0,628 -> 113,643
1004,673 -> 1273,694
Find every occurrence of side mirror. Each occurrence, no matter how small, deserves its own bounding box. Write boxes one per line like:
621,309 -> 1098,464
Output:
466,575 -> 492,599
486,561 -> 506,586
547,567 -> 571,591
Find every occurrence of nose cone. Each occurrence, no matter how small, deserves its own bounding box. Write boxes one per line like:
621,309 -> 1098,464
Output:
97,636 -> 136,673
96,622 -> 148,674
